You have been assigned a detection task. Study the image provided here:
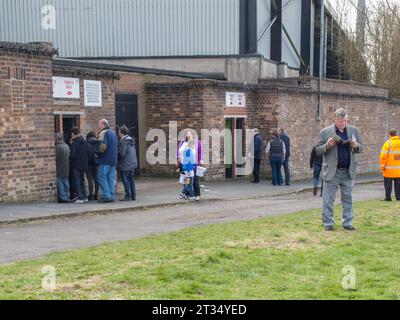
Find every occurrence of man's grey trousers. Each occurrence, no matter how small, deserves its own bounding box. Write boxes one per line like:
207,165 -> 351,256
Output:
322,169 -> 354,228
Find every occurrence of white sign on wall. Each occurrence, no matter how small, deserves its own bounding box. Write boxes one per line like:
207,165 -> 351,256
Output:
84,80 -> 102,107
52,77 -> 80,99
226,92 -> 246,107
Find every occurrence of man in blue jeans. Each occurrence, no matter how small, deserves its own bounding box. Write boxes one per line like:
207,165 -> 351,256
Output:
118,126 -> 138,201
96,119 -> 118,203
266,131 -> 286,186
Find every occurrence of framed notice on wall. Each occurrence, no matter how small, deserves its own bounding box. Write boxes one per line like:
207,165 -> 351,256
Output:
226,92 -> 246,107
52,77 -> 80,99
84,80 -> 102,107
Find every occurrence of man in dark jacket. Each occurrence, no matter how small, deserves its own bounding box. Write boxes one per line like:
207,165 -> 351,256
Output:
55,133 -> 70,203
279,128 -> 291,185
96,119 -> 118,203
69,127 -> 89,203
266,131 -> 286,186
250,129 -> 264,183
310,145 -> 323,196
118,126 -> 138,201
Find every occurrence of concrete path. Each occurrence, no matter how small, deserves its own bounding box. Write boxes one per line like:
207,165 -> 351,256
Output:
0,174 -> 382,225
0,181 -> 384,264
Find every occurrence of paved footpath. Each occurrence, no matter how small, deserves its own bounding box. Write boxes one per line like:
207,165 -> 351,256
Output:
0,176 -> 384,264
0,174 -> 381,225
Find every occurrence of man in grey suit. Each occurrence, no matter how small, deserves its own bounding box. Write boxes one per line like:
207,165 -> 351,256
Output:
316,108 -> 363,231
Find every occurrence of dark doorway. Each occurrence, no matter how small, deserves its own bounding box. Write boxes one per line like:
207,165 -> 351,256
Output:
115,93 -> 139,174
54,114 -> 80,146
62,116 -> 78,144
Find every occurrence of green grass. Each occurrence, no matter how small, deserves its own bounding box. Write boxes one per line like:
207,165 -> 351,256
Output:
1,200 -> 400,299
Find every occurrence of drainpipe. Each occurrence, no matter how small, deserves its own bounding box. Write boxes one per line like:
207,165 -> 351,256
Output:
318,0 -> 324,121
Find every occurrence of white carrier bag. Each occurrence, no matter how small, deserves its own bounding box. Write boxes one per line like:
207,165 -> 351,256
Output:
179,174 -> 186,185
196,166 -> 207,177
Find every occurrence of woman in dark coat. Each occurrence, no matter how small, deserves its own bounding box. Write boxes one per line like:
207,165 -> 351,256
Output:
86,131 -> 99,201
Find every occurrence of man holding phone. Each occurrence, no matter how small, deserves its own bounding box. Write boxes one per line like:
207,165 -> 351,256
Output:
316,108 -> 363,231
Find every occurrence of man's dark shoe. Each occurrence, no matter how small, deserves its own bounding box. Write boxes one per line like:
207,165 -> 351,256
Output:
313,187 -> 318,196
58,199 -> 70,203
383,198 -> 392,201
343,226 -> 356,231
98,198 -> 114,203
325,226 -> 335,231
119,197 -> 131,201
88,195 -> 94,201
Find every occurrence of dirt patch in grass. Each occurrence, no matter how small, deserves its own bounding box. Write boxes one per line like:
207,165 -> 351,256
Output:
126,260 -> 151,268
56,275 -> 103,293
224,229 -> 338,251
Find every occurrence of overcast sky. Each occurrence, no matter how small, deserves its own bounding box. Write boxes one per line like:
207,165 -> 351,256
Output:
328,0 -> 400,31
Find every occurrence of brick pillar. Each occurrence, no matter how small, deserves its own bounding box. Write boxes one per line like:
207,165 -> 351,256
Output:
0,42 -> 57,203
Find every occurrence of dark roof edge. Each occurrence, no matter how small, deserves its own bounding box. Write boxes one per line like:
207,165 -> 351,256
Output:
53,64 -> 120,80
0,41 -> 58,56
53,58 -> 226,80
389,98 -> 400,105
63,53 -> 264,61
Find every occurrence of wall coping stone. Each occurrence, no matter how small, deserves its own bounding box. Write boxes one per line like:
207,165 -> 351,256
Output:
0,41 -> 58,56
53,64 -> 120,80
145,78 -> 390,101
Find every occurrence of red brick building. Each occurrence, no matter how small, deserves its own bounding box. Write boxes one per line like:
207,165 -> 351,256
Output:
1,41 -> 400,203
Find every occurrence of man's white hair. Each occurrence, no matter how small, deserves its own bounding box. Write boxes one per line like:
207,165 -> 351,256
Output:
99,119 -> 109,127
334,108 -> 348,120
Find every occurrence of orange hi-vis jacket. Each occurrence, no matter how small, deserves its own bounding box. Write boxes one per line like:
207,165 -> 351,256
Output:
380,136 -> 400,178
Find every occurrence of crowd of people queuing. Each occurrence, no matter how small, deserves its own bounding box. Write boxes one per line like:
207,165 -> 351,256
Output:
55,119 -> 138,204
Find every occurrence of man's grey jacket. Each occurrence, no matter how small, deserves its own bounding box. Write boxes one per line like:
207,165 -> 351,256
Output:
316,124 -> 363,182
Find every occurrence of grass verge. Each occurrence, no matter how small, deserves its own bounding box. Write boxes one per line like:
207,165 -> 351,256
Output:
0,200 -> 399,299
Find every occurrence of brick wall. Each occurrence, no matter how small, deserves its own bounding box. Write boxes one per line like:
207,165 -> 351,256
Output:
52,64 -> 118,136
146,81 -> 238,179
145,81 -> 261,180
0,43 -> 57,203
115,72 -> 187,171
0,44 -> 118,203
145,83 -> 206,177
145,78 -> 400,181
274,78 -> 400,180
